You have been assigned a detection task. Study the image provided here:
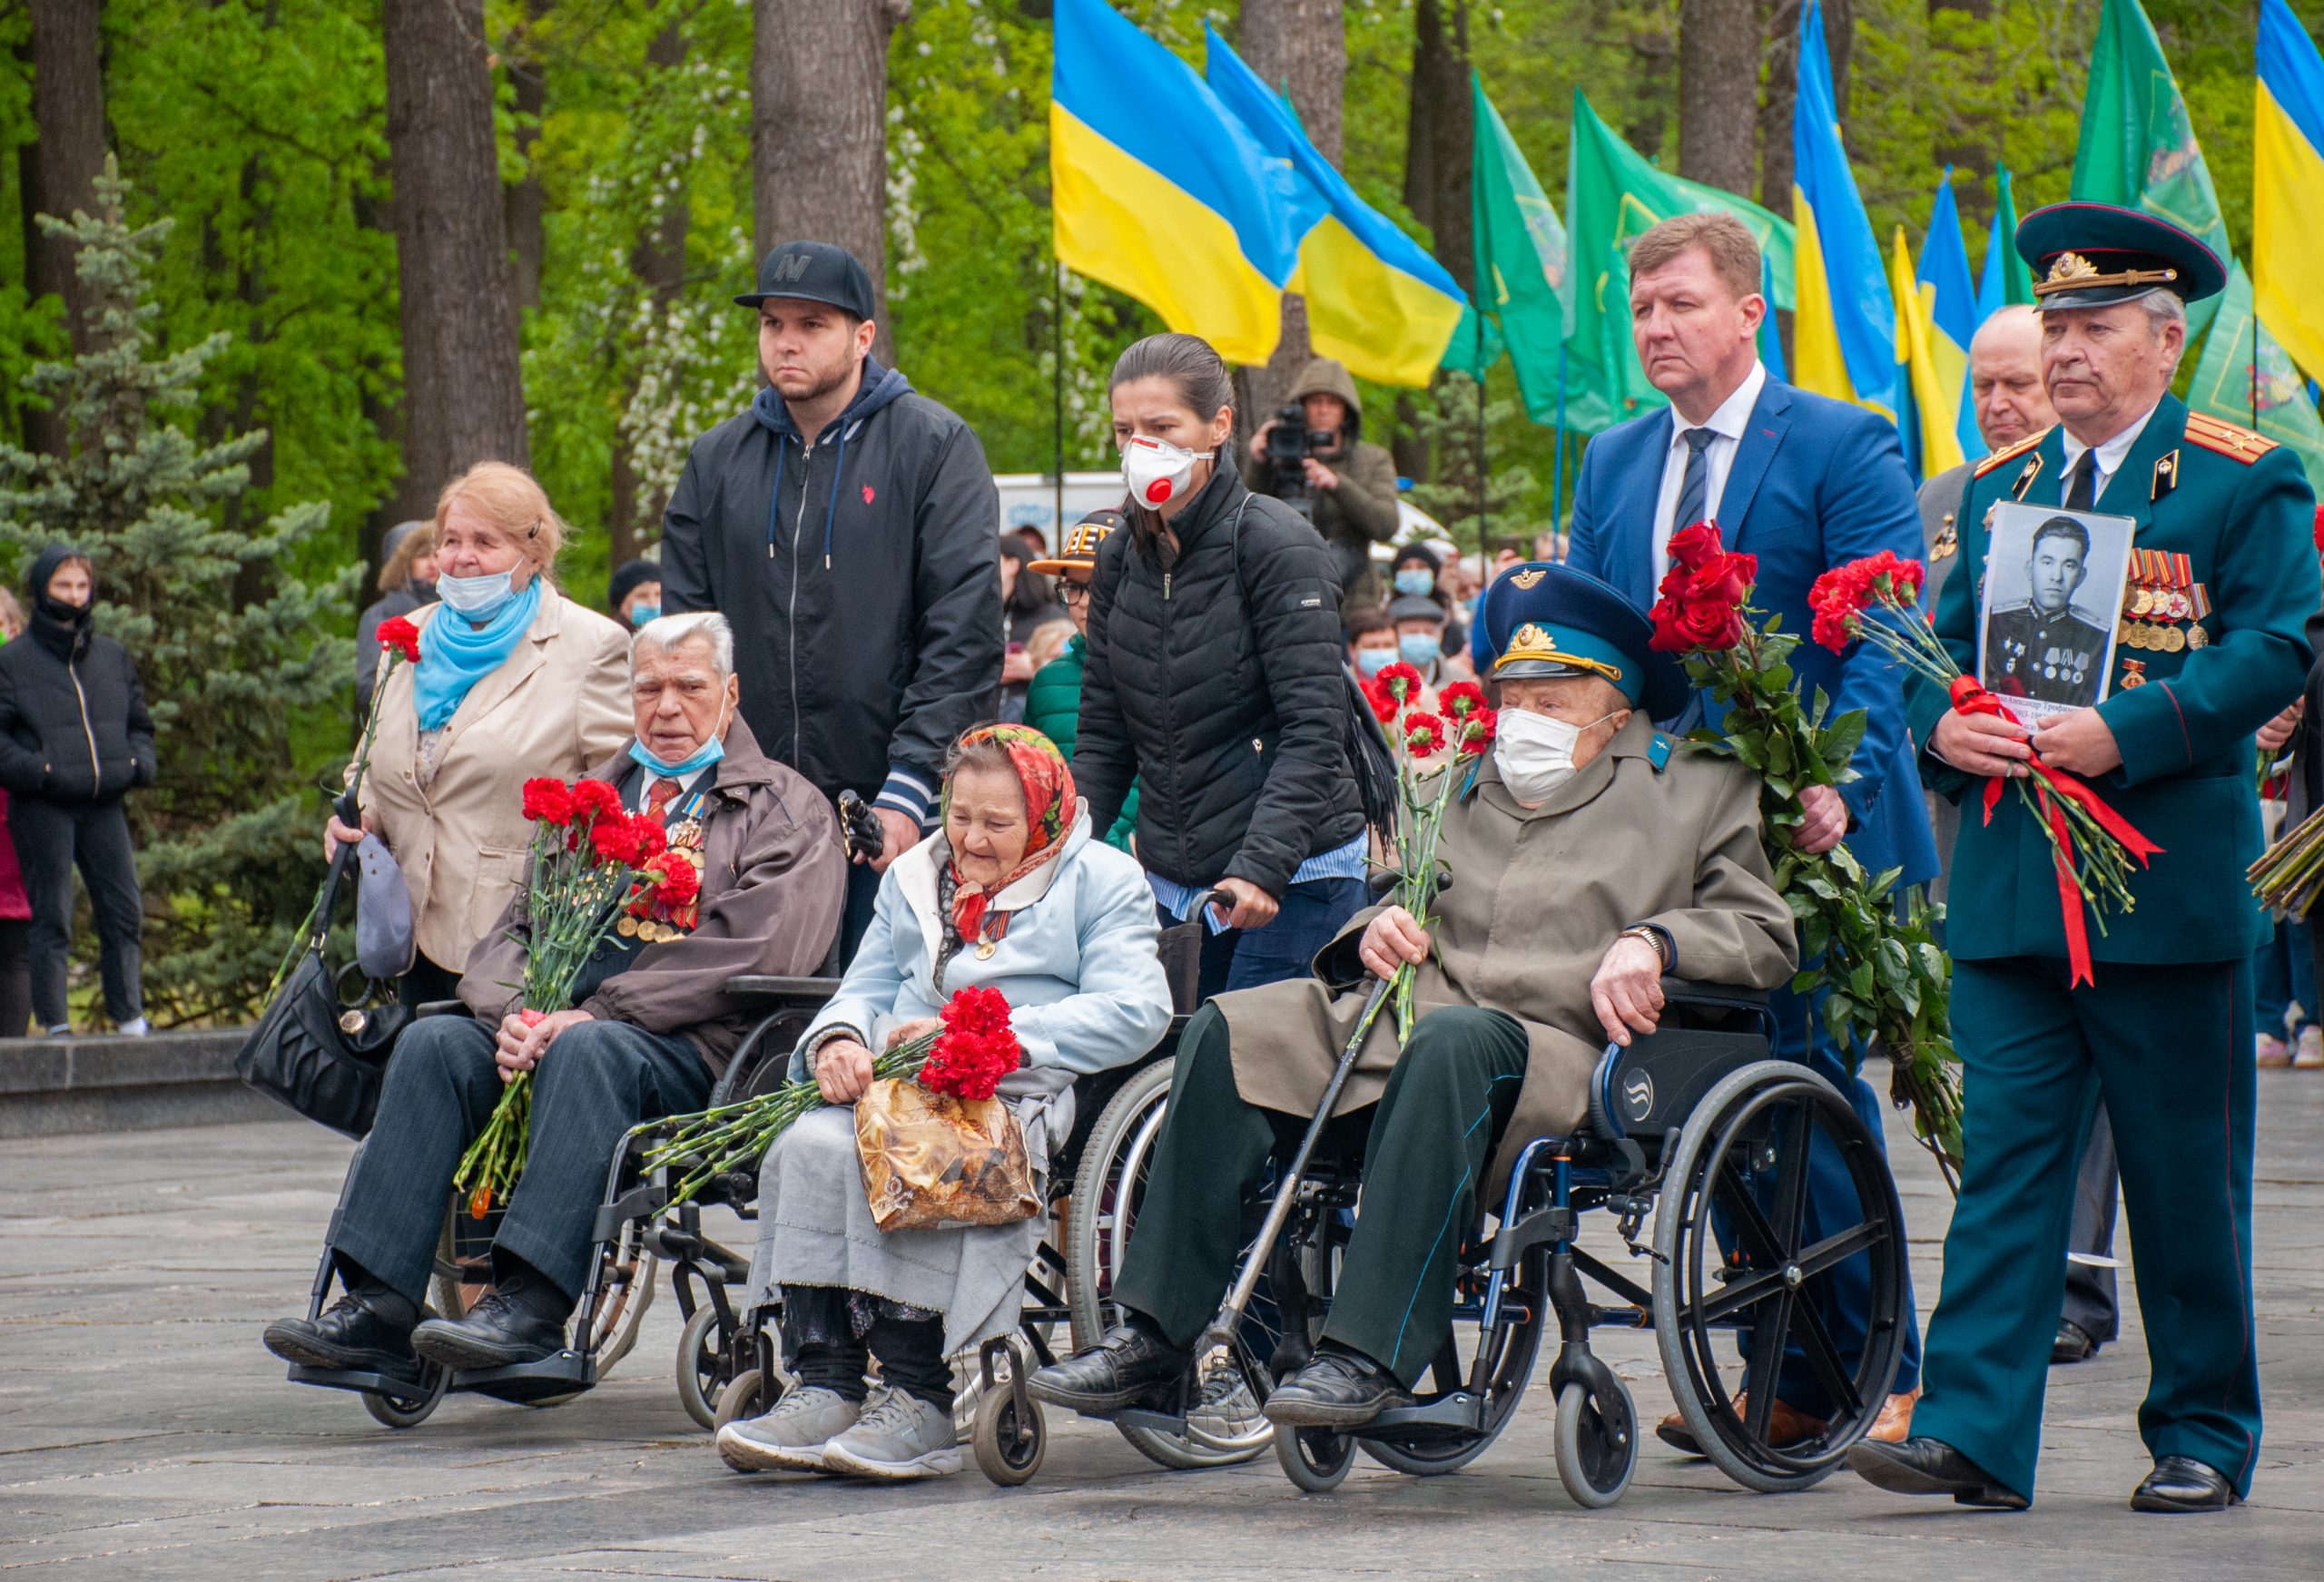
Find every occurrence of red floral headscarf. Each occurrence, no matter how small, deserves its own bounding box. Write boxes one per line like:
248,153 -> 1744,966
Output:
942,724 -> 1078,947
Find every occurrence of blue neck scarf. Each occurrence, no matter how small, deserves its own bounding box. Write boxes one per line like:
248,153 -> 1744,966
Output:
412,579 -> 544,731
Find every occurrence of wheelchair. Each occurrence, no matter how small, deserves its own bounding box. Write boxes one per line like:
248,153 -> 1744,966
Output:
1054,980 -> 1910,1506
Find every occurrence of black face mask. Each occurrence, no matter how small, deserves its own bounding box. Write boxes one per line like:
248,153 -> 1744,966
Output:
34,594 -> 91,628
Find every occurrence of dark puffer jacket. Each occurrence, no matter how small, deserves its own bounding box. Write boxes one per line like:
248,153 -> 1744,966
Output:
1075,470 -> 1364,895
0,549 -> 157,805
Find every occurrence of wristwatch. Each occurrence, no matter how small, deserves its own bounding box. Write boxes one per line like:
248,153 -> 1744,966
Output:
1618,925 -> 1674,973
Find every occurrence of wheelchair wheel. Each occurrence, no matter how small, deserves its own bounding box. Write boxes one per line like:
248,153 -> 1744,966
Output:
1553,1378 -> 1638,1508
431,1200 -> 492,1322
1065,1056 -> 1269,1470
1358,1302 -> 1545,1477
1651,1060 -> 1908,1493
579,1214 -> 658,1375
677,1302 -> 734,1430
971,1379 -> 1048,1486
1275,1424 -> 1355,1492
713,1369 -> 766,1431
361,1365 -> 448,1429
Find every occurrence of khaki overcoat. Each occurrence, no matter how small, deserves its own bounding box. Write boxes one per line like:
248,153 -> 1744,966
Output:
357,591 -> 634,970
1216,714 -> 1797,1197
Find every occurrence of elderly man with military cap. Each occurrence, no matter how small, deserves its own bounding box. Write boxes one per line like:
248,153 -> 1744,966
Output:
1029,565 -> 1797,1426
1850,204 -> 2319,1513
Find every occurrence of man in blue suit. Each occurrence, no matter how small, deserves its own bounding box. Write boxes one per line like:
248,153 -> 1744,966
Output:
1563,212 -> 1938,1451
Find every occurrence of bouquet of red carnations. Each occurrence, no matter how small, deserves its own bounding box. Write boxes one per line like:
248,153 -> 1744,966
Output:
1651,525 -> 1962,1181
643,984 -> 1021,1210
1807,548 -> 2159,990
453,776 -> 704,1214
1361,666 -> 1497,1042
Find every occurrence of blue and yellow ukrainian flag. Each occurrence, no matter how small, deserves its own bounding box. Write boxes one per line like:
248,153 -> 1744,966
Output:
1917,174 -> 1979,462
1890,226 -> 1965,485
1049,0 -> 1298,365
1202,27 -> 1469,387
2256,0 -> 2324,380
1789,0 -> 1896,418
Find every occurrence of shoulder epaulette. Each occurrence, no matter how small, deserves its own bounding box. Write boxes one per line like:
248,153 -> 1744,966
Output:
1647,732 -> 1673,772
1973,427 -> 2052,478
2183,411 -> 2278,464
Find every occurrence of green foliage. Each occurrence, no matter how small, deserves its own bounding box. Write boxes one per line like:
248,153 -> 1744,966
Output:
0,162 -> 359,1025
1403,373 -> 1547,552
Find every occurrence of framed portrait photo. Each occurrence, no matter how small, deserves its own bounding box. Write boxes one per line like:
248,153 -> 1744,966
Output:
1977,503 -> 2137,728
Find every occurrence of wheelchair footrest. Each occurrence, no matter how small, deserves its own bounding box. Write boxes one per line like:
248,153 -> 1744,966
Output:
285,1362 -> 438,1398
448,1351 -> 596,1402
1359,1391 -> 1487,1444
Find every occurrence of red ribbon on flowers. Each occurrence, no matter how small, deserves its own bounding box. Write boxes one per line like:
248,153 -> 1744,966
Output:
1946,677 -> 2162,987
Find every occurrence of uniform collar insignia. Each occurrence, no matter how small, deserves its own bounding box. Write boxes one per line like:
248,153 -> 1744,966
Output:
2152,449 -> 2178,502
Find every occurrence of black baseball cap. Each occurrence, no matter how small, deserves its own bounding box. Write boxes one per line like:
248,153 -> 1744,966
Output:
735,240 -> 878,319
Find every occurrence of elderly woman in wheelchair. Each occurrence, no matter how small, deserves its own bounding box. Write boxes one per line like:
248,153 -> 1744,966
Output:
1031,565 -> 1831,1494
715,723 -> 1172,1481
263,614 -> 846,1403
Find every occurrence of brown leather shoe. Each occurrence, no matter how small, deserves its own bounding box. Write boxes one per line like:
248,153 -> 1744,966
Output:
1655,1391 -> 1824,1456
1865,1386 -> 1920,1443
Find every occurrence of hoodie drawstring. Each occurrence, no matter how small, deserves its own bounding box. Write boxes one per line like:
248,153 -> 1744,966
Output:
764,437 -> 789,560
821,422 -> 850,571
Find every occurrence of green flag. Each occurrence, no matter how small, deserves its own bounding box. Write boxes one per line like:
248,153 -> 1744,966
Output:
1449,73 -> 1570,422
1564,92 -> 1796,433
2188,260 -> 2324,496
2070,0 -> 2233,339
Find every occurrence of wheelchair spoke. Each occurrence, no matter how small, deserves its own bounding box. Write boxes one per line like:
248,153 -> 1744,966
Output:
1711,1157 -> 1786,1270
1768,1098 -> 1816,1255
1787,1283 -> 1864,1422
1789,1219 -> 1887,1284
1740,1287 -> 1795,1445
1685,1263 -> 1791,1328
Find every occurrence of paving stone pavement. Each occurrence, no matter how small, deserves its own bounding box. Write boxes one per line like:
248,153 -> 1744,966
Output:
4,1066 -> 2320,1581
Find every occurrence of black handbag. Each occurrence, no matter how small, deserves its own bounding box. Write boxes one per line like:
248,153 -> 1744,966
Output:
235,840 -> 411,1137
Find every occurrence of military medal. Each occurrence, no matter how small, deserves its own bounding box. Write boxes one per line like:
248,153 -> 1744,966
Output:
976,940 -> 997,960
2120,658 -> 2148,689
2185,582 -> 2212,648
617,916 -> 639,938
2159,624 -> 2186,653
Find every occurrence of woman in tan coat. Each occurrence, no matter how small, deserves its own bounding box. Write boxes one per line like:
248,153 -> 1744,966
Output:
329,462 -> 631,1005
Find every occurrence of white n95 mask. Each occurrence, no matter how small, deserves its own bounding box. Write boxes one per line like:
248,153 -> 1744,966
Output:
1494,705 -> 1622,803
1120,435 -> 1212,508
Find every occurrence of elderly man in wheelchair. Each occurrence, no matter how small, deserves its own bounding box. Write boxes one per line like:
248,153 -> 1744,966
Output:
264,612 -> 846,1392
1030,565 -> 1799,1450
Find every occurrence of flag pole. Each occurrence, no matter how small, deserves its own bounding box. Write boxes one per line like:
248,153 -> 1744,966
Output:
1053,259 -> 1067,544
1551,343 -> 1568,544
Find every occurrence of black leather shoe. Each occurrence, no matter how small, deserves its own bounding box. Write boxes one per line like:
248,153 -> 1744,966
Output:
409,1290 -> 566,1371
1026,1322 -> 1191,1412
1846,1436 -> 2030,1509
2051,1320 -> 2100,1364
264,1289 -> 423,1386
2131,1455 -> 2240,1512
1262,1350 -> 1413,1429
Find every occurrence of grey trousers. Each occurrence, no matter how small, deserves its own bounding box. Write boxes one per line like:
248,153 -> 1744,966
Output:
2061,1104 -> 2121,1342
330,1014 -> 709,1308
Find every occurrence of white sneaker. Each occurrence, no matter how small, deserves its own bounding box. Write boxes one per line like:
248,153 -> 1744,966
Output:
118,1017 -> 150,1037
819,1387 -> 963,1479
715,1386 -> 861,1473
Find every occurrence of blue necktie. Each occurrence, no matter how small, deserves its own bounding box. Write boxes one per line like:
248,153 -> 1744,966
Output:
1673,427 -> 1716,532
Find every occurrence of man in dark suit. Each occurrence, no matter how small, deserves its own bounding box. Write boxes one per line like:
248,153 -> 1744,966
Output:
1564,211 -> 1937,1452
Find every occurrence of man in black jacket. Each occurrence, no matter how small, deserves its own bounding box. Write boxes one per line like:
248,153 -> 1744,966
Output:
661,241 -> 1000,953
0,545 -> 155,1035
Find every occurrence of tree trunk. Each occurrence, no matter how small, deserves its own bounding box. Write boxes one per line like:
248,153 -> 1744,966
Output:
611,17 -> 693,566
1403,0 -> 1472,293
1757,0 -> 1799,217
1237,0 -> 1345,427
503,4 -> 551,311
1928,0 -> 1994,216
381,0 -> 532,501
1679,0 -> 1759,196
752,0 -> 904,359
25,0 -> 107,359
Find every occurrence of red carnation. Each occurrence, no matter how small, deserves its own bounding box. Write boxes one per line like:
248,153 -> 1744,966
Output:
1403,712 -> 1448,756
1437,680 -> 1487,720
569,779 -> 623,823
378,616 -> 422,663
919,1025 -> 1023,1103
589,816 -> 643,867
1363,678 -> 1400,723
630,815 -> 669,861
1666,521 -> 1726,573
1456,707 -> 1497,756
632,851 -> 699,914
1375,661 -> 1424,703
1807,553 -> 1927,653
2313,506 -> 2324,555
940,983 -> 1014,1039
522,778 -> 575,825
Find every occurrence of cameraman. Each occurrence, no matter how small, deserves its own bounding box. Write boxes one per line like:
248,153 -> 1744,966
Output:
1241,357 -> 1400,603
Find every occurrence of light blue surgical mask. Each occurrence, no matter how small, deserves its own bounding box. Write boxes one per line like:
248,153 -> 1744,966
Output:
1393,568 -> 1434,597
629,732 -> 725,781
1398,633 -> 1442,667
1354,647 -> 1395,678
628,603 -> 661,628
437,568 -> 517,620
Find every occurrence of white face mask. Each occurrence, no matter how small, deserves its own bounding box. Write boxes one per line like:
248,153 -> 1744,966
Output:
1493,704 -> 1624,804
1120,435 -> 1213,509
437,567 -> 517,619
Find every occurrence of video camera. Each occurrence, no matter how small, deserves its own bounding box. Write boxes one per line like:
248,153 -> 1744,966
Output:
1264,402 -> 1339,517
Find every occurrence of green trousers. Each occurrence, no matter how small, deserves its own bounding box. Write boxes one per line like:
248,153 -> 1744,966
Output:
1108,1001 -> 1529,1389
1914,956 -> 2260,1502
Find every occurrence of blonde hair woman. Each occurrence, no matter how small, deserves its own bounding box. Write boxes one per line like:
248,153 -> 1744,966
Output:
326,462 -> 632,1005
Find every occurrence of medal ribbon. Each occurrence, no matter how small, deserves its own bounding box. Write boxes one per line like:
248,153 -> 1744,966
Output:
1947,676 -> 2164,987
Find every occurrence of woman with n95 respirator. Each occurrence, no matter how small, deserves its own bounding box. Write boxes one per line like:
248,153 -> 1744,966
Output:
325,462 -> 634,1009
1070,332 -> 1369,1001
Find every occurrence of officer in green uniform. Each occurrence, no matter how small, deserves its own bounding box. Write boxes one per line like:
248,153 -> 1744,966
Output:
1026,566 -> 1797,1425
1984,516 -> 2112,708
1849,204 -> 2319,1513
